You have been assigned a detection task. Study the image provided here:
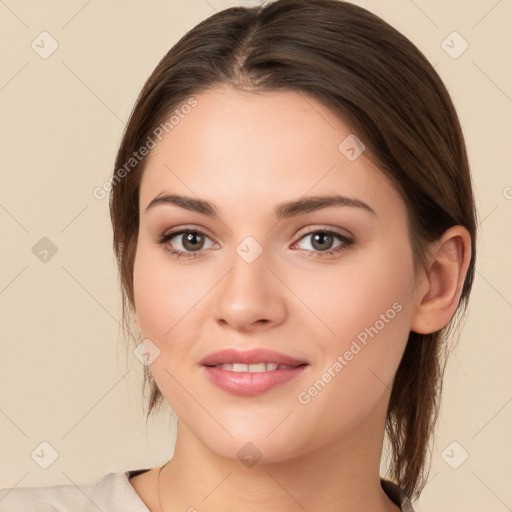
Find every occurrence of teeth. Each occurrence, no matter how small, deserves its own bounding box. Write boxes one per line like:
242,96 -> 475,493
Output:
214,362 -> 297,372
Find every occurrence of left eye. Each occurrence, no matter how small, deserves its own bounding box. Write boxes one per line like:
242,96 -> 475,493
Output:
294,230 -> 350,252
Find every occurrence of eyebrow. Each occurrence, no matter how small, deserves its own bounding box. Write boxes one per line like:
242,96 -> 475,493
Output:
144,193 -> 377,219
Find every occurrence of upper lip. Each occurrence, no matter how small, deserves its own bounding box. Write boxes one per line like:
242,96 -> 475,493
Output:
200,348 -> 308,367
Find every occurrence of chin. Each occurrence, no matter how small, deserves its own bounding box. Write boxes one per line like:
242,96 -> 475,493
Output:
190,417 -> 310,466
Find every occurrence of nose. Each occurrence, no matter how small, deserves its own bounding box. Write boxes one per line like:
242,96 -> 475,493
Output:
213,247 -> 287,333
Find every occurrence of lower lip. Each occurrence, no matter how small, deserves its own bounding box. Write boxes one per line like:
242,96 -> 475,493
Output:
202,365 -> 309,396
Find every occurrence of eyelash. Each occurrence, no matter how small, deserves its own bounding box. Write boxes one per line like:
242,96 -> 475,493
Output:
156,226 -> 354,260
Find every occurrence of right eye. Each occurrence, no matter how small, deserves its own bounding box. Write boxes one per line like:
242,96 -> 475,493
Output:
156,228 -> 219,259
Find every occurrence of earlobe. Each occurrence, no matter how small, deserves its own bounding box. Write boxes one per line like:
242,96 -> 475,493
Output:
410,226 -> 472,335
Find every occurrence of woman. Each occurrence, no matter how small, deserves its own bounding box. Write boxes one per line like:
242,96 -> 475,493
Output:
0,0 -> 476,510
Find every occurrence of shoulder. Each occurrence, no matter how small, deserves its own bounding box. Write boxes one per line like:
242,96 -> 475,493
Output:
0,469 -> 151,512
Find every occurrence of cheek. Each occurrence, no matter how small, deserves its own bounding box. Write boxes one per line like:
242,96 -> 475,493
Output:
300,242 -> 414,410
132,240 -> 183,347
133,247 -> 166,338
132,241 -> 214,359
306,238 -> 414,346
132,245 -> 202,406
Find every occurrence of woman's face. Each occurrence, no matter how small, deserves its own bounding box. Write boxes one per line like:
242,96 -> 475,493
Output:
133,86 -> 425,462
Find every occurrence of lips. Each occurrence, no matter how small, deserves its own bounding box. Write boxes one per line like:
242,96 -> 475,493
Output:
199,348 -> 308,368
200,348 -> 309,396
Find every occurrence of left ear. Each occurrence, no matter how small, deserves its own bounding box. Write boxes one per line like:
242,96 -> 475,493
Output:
410,225 -> 472,334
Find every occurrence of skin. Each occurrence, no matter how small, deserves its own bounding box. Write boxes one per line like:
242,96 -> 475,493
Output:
129,85 -> 471,512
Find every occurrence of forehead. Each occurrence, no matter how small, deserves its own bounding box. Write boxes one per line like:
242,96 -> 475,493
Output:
139,86 -> 405,221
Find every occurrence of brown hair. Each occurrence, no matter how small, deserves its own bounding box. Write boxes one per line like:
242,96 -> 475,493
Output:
109,0 -> 477,501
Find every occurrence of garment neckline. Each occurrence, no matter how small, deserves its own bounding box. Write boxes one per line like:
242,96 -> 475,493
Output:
124,469 -> 413,511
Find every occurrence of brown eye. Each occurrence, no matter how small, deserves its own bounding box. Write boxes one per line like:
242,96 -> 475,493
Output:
293,229 -> 354,258
309,232 -> 336,251
157,228 -> 218,259
180,232 -> 206,251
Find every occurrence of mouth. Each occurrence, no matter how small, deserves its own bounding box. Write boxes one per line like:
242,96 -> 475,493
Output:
200,348 -> 309,396
205,362 -> 306,372
199,347 -> 308,367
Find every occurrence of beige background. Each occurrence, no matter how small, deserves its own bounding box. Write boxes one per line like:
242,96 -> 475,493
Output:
0,1 -> 511,511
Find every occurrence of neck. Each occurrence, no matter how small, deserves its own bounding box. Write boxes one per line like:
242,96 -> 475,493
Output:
158,395 -> 400,512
